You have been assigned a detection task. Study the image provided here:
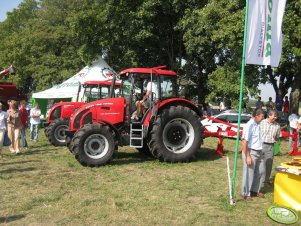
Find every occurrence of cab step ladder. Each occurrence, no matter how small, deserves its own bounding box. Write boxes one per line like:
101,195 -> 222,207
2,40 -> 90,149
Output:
130,122 -> 143,148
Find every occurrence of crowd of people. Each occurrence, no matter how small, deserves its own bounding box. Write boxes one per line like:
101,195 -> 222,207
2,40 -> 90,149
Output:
241,107 -> 301,201
255,95 -> 290,120
0,100 -> 41,158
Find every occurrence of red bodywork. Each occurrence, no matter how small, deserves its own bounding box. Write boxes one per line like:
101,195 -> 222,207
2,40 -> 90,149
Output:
46,80 -> 120,125
69,98 -> 125,131
68,96 -> 200,135
47,102 -> 86,121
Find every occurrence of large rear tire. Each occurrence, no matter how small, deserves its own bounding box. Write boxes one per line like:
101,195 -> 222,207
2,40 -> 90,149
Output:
46,118 -> 69,146
148,106 -> 201,162
72,123 -> 117,167
66,136 -> 73,153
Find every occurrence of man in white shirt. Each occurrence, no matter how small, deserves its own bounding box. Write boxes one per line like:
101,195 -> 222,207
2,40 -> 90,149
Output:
0,103 -> 8,158
288,110 -> 300,147
30,103 -> 41,142
298,116 -> 301,147
134,80 -> 158,120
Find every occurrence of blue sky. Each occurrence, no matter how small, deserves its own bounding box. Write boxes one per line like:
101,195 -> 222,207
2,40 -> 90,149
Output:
0,0 -> 23,22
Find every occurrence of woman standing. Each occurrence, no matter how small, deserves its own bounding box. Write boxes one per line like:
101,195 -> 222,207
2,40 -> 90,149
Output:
0,103 -> 8,158
30,103 -> 41,142
7,100 -> 22,154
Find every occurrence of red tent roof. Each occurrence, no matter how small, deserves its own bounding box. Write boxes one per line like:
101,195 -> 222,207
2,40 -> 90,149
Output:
119,68 -> 176,77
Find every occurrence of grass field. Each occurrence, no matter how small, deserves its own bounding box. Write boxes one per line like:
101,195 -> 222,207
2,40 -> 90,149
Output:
0,130 -> 297,225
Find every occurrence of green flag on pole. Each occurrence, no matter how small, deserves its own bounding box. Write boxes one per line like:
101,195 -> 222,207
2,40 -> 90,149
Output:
231,0 -> 287,201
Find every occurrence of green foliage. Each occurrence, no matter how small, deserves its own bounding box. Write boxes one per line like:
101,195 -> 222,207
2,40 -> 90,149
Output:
0,0 -> 299,103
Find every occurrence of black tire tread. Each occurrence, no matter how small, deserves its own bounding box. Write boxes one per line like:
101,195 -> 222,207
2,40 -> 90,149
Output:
71,123 -> 117,167
46,118 -> 69,146
148,106 -> 201,162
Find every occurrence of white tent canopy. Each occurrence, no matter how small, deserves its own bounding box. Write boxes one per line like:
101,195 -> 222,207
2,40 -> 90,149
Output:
32,57 -> 118,100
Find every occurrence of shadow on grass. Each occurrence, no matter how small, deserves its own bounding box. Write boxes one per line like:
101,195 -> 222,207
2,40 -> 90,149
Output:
0,160 -> 41,166
22,148 -> 63,156
262,176 -> 275,194
0,167 -> 36,174
26,143 -> 62,149
112,151 -> 155,165
196,147 -> 224,161
112,147 -> 223,165
0,214 -> 26,224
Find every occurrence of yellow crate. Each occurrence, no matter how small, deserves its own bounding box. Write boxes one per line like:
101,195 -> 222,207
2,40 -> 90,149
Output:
274,162 -> 301,212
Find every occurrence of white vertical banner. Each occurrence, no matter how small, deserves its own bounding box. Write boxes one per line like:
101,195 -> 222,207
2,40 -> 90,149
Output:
246,0 -> 287,67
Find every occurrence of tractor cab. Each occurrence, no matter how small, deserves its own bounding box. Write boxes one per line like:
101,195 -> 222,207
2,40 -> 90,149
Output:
118,67 -> 177,122
82,80 -> 120,102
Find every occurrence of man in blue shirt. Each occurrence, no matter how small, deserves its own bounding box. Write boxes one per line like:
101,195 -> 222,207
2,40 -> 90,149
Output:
275,94 -> 283,112
241,108 -> 265,201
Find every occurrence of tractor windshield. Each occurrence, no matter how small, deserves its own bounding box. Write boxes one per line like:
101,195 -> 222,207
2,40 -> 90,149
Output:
83,85 -> 109,102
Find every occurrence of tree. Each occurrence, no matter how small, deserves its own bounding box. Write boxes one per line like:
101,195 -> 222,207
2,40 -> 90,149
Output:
180,0 -> 259,106
0,0 -> 86,93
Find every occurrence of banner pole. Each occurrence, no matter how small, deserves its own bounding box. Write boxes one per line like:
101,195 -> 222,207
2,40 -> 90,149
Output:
231,0 -> 249,200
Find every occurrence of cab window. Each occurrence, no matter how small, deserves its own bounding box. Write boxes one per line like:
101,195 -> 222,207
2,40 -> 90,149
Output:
121,78 -> 132,98
228,115 -> 238,123
241,115 -> 251,123
100,87 -> 109,99
159,76 -> 177,99
215,115 -> 227,122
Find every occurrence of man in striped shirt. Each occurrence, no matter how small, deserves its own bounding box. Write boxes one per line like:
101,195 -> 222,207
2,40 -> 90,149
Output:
259,109 -> 281,188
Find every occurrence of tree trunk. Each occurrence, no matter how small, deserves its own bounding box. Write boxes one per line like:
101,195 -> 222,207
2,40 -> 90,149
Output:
290,89 -> 300,114
290,72 -> 301,114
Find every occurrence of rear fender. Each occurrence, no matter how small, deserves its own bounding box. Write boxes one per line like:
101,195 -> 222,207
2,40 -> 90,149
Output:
79,110 -> 93,127
142,98 -> 202,127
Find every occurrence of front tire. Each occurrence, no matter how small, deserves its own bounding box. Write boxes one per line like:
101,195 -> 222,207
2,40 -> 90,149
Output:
46,118 -> 69,146
72,123 -> 117,167
148,106 -> 201,162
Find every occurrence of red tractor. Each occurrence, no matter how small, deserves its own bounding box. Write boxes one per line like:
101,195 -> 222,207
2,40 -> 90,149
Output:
45,80 -> 120,146
0,65 -> 26,109
66,67 -> 203,167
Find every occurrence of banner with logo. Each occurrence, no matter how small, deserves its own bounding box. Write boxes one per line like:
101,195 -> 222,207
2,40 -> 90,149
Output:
245,0 -> 287,67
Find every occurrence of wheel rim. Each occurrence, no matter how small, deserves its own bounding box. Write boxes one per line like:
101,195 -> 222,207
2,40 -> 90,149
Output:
162,118 -> 195,154
84,134 -> 109,159
54,125 -> 69,143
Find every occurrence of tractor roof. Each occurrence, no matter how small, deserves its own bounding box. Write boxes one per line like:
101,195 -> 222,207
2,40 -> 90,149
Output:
119,68 -> 176,77
83,80 -> 121,86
